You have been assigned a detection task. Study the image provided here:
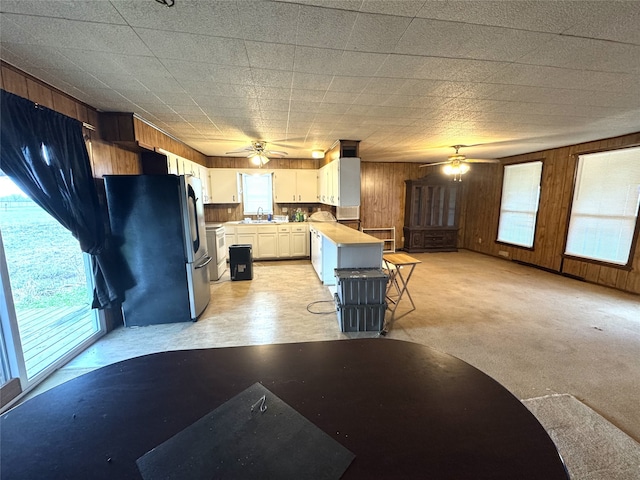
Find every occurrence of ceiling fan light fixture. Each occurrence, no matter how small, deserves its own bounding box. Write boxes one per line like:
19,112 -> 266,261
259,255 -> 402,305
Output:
442,161 -> 470,180
250,153 -> 270,167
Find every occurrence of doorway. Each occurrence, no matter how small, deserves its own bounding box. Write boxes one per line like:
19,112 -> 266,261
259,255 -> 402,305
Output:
0,174 -> 104,407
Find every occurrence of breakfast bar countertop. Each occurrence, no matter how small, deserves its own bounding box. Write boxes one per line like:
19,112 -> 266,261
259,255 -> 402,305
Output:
310,221 -> 383,247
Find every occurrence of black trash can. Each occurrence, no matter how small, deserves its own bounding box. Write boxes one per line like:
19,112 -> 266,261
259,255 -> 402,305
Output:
229,244 -> 253,281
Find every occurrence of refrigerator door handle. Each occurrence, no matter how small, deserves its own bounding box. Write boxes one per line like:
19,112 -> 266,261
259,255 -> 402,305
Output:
187,184 -> 201,254
195,256 -> 213,269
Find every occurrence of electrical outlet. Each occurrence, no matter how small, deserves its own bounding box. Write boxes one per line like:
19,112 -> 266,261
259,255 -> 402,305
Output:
478,237 -> 482,244
499,250 -> 510,257
227,208 -> 231,213
282,207 -> 288,213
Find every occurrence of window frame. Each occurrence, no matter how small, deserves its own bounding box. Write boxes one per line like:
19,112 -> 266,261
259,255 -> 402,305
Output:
496,160 -> 544,250
562,146 -> 640,269
241,172 -> 274,216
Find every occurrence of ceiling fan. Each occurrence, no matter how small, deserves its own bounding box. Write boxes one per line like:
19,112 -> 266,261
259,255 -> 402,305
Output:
225,141 -> 288,167
419,145 -> 500,180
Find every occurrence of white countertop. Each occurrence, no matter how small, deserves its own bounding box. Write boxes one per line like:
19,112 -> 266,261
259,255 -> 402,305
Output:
310,221 -> 383,247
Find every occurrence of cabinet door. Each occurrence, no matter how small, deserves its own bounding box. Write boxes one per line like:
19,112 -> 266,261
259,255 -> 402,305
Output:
257,232 -> 278,259
296,170 -> 318,203
336,157 -> 360,206
329,160 -> 339,205
318,164 -> 328,203
291,232 -> 308,256
290,224 -> 308,256
210,169 -> 241,203
236,226 -> 257,256
277,233 -> 291,257
273,170 -> 297,203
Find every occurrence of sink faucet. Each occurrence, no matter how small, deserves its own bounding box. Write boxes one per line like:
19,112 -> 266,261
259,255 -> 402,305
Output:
257,206 -> 263,221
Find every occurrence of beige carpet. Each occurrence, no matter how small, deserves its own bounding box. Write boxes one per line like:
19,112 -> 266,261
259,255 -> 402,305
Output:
522,394 -> 640,480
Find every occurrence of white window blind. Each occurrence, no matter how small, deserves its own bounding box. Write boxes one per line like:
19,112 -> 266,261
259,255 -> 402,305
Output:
497,161 -> 543,248
565,147 -> 640,265
242,173 -> 273,215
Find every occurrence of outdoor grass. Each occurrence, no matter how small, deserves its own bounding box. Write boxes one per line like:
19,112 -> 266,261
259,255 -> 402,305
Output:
0,202 -> 89,310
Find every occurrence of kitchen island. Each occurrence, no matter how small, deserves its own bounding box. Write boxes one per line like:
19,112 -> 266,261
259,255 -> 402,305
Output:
309,222 -> 383,285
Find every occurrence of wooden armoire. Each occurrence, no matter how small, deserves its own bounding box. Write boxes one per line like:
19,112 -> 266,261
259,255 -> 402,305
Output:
403,174 -> 461,252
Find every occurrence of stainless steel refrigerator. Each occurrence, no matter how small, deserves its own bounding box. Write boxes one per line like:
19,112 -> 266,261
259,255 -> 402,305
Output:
104,174 -> 211,327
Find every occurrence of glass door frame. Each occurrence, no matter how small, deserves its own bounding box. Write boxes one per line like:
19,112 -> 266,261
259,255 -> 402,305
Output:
0,231 -> 106,412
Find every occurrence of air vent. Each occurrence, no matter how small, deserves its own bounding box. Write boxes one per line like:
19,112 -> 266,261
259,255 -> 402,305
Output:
336,206 -> 360,220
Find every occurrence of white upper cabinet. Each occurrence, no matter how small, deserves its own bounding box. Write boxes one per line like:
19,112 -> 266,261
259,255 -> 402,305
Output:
335,157 -> 360,207
274,169 -> 317,203
316,158 -> 360,207
209,168 -> 241,204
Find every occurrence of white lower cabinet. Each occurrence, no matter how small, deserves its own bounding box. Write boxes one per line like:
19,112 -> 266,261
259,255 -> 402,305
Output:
235,225 -> 257,257
277,225 -> 291,257
291,224 -> 309,257
257,226 -> 278,259
225,223 -> 309,260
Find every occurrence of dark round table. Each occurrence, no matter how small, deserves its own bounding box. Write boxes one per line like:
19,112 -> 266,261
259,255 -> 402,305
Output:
0,338 -> 568,479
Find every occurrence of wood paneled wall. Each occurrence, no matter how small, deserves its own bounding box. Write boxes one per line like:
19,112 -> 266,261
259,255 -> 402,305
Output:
359,162 -> 425,247
461,132 -> 640,295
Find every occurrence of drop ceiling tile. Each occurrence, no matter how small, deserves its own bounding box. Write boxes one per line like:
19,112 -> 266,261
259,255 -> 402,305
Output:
111,0 -> 241,37
322,91 -> 356,104
253,86 -> 291,100
154,91 -> 199,105
520,36 -> 640,74
295,5 -> 358,49
289,100 -> 322,113
352,93 -> 386,106
562,2 -> 640,44
250,69 -> 294,88
97,74 -> 146,91
395,18 -> 469,57
117,92 -> 164,106
258,98 -> 291,111
359,0 -> 425,16
291,72 -> 334,90
180,80 -> 256,98
139,75 -> 186,93
76,22 -> 153,55
328,76 -> 370,93
191,94 -> 259,109
346,12 -> 411,53
291,89 -> 326,101
414,0 -> 579,34
135,28 -> 248,65
333,51 -> 389,77
238,1 -> 300,44
361,77 -> 411,94
1,0 -> 125,23
293,46 -> 344,75
245,41 -> 295,70
316,103 -> 351,114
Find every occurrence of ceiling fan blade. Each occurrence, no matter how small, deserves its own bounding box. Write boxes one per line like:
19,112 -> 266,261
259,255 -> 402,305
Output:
465,158 -> 501,163
265,150 -> 288,156
419,161 -> 450,167
225,147 -> 253,154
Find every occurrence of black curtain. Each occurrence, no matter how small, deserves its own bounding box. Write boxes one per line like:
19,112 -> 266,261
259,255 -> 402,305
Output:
0,89 -> 121,309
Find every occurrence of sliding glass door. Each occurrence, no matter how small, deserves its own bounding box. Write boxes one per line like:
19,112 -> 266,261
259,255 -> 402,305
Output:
0,174 -> 105,408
